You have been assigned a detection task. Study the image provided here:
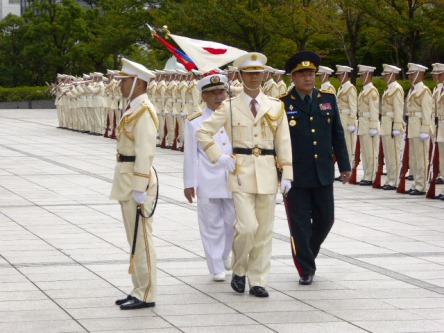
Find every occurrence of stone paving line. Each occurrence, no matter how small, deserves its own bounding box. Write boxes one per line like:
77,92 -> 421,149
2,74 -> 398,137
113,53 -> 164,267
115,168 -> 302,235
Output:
0,109 -> 444,333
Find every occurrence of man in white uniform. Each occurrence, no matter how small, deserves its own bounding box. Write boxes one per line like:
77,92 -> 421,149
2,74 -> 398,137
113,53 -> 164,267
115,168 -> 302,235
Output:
183,74 -> 235,282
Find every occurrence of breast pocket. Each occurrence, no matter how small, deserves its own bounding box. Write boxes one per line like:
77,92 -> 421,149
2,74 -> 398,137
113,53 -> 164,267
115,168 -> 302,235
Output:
233,121 -> 251,141
319,110 -> 332,125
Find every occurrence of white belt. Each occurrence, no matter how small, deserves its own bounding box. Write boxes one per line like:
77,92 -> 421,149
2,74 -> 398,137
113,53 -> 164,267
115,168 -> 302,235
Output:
408,111 -> 423,118
340,108 -> 350,115
176,98 -> 182,102
358,112 -> 370,117
382,112 -> 394,117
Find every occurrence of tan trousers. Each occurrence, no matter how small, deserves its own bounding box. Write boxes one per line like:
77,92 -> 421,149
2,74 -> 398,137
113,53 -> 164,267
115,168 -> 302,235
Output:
439,142 -> 444,195
232,192 -> 275,288
360,134 -> 378,181
165,113 -> 175,146
176,115 -> 185,148
409,138 -> 429,192
120,199 -> 157,302
382,134 -> 402,187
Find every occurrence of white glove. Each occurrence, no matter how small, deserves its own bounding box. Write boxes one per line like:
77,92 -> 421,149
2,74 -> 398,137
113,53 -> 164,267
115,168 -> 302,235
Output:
392,130 -> 401,136
131,190 -> 146,204
280,179 -> 292,194
369,128 -> 378,136
217,155 -> 236,172
347,125 -> 356,133
180,112 -> 187,117
172,111 -> 178,116
419,132 -> 429,141
162,111 -> 166,116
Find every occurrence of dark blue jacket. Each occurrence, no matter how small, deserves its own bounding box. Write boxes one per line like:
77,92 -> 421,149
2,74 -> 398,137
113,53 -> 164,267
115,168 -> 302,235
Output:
280,87 -> 351,187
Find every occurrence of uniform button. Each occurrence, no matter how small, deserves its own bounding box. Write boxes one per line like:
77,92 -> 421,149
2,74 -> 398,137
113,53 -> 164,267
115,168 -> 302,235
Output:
311,129 -> 315,133
223,142 -> 226,145
254,124 -> 257,127
314,154 -> 318,158
254,134 -> 258,137
310,117 -> 313,121
313,141 -> 317,145
220,130 -> 224,134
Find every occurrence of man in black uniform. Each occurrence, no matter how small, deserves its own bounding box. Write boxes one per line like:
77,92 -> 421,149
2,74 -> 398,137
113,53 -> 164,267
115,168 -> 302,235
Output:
280,51 -> 351,285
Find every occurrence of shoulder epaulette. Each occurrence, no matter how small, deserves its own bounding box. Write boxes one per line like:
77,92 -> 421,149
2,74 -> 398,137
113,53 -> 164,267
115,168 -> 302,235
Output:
266,95 -> 280,101
320,88 -> 335,95
277,92 -> 289,99
187,111 -> 202,121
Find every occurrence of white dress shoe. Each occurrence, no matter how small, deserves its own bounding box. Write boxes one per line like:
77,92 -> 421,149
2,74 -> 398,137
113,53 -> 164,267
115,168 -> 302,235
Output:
223,256 -> 232,271
213,272 -> 226,282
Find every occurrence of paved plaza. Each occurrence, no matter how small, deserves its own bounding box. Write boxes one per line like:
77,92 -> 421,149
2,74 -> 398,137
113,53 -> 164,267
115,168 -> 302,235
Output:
1,108 -> 444,333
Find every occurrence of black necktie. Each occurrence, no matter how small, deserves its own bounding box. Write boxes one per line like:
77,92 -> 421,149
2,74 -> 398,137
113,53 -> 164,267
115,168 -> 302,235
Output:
304,95 -> 311,113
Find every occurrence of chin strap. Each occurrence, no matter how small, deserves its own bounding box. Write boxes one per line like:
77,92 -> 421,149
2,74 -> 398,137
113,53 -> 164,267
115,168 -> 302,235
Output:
127,77 -> 138,101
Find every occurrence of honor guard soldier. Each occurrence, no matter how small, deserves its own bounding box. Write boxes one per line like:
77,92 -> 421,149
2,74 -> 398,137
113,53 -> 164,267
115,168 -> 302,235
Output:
227,66 -> 243,97
275,69 -> 287,96
432,63 -> 444,199
183,74 -> 235,282
176,70 -> 189,150
317,66 -> 336,95
405,63 -> 433,195
357,65 -> 380,185
432,63 -> 444,189
380,64 -> 405,190
110,58 -> 159,309
262,66 -> 279,97
196,52 -> 293,298
336,65 -> 358,165
155,70 -> 167,147
280,51 -> 350,285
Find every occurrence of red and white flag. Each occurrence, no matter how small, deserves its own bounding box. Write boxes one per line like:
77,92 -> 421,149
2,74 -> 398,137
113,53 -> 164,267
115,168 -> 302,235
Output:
169,34 -> 247,72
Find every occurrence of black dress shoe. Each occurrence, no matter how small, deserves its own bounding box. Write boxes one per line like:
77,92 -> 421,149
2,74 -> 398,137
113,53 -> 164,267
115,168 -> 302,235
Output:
115,295 -> 134,305
120,298 -> 155,310
433,194 -> 443,199
406,175 -> 414,180
249,286 -> 269,297
359,180 -> 372,186
231,274 -> 246,293
299,275 -> 314,285
404,189 -> 414,194
410,189 -> 425,195
334,176 -> 341,181
383,185 -> 397,191
435,178 -> 444,184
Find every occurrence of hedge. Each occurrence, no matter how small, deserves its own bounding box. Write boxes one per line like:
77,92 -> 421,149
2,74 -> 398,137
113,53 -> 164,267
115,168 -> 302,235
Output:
0,86 -> 52,102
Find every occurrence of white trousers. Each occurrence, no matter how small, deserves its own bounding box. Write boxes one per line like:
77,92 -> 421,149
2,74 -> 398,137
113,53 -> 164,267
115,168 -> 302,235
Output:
197,197 -> 235,275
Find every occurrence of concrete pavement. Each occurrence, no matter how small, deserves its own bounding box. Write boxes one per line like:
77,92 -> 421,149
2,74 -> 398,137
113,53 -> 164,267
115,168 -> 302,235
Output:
1,109 -> 444,333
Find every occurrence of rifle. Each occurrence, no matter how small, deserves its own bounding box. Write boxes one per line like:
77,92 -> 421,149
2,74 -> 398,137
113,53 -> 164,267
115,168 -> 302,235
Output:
426,135 -> 440,199
372,137 -> 384,188
396,127 -> 409,193
349,136 -> 360,184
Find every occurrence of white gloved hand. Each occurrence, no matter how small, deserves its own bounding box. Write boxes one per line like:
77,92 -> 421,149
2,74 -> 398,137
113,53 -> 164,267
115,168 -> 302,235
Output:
347,125 -> 356,133
162,111 -> 166,116
392,130 -> 401,136
180,112 -> 187,117
172,111 -> 178,116
419,132 -> 429,141
369,128 -> 378,136
131,190 -> 146,204
217,155 -> 236,172
280,179 -> 292,194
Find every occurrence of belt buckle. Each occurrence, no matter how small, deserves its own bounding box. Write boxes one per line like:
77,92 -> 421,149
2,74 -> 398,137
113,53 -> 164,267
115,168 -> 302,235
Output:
116,153 -> 121,162
252,146 -> 262,157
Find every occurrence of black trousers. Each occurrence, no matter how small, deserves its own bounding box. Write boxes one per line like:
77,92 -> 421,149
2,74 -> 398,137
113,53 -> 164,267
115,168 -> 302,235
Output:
284,184 -> 334,277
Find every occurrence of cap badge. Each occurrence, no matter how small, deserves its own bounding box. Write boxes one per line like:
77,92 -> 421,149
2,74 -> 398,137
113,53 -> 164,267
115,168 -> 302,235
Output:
302,61 -> 310,67
251,54 -> 257,60
210,76 -> 220,84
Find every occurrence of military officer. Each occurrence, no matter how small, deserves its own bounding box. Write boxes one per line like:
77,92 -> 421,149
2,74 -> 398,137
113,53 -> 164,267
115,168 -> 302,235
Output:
196,52 -> 293,298
164,70 -> 177,148
176,70 -> 189,150
227,66 -> 243,97
183,74 -> 235,282
317,66 -> 336,95
336,65 -> 358,166
274,69 -> 287,96
110,58 -> 158,310
357,65 -> 380,185
155,71 -> 167,147
432,63 -> 444,188
405,63 -> 433,195
380,64 -> 405,190
262,66 -> 279,97
432,63 -> 444,199
280,51 -> 350,285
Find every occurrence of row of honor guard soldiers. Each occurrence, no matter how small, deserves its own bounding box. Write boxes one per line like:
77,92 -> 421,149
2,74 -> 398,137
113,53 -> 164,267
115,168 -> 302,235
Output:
319,62 -> 444,199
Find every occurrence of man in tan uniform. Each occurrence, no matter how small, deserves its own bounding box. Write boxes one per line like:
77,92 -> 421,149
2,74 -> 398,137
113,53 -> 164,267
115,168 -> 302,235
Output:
336,65 -> 358,165
196,52 -> 293,298
274,69 -> 287,96
432,63 -> 444,199
380,64 -> 405,190
432,63 -> 444,188
110,58 -> 158,309
405,63 -> 433,195
155,71 -> 167,147
317,66 -> 336,94
228,66 -> 243,97
262,66 -> 279,97
357,65 -> 380,185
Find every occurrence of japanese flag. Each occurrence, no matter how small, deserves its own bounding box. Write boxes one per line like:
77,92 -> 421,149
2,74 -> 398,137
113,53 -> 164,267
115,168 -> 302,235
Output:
169,34 -> 247,72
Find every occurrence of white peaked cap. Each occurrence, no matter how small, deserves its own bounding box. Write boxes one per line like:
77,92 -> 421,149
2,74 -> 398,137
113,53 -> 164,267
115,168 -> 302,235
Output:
233,52 -> 267,72
406,63 -> 428,74
116,58 -> 155,82
197,74 -> 228,92
228,66 -> 239,73
382,64 -> 401,74
317,66 -> 334,75
357,64 -> 376,74
431,63 -> 444,74
335,65 -> 353,74
274,69 -> 285,75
